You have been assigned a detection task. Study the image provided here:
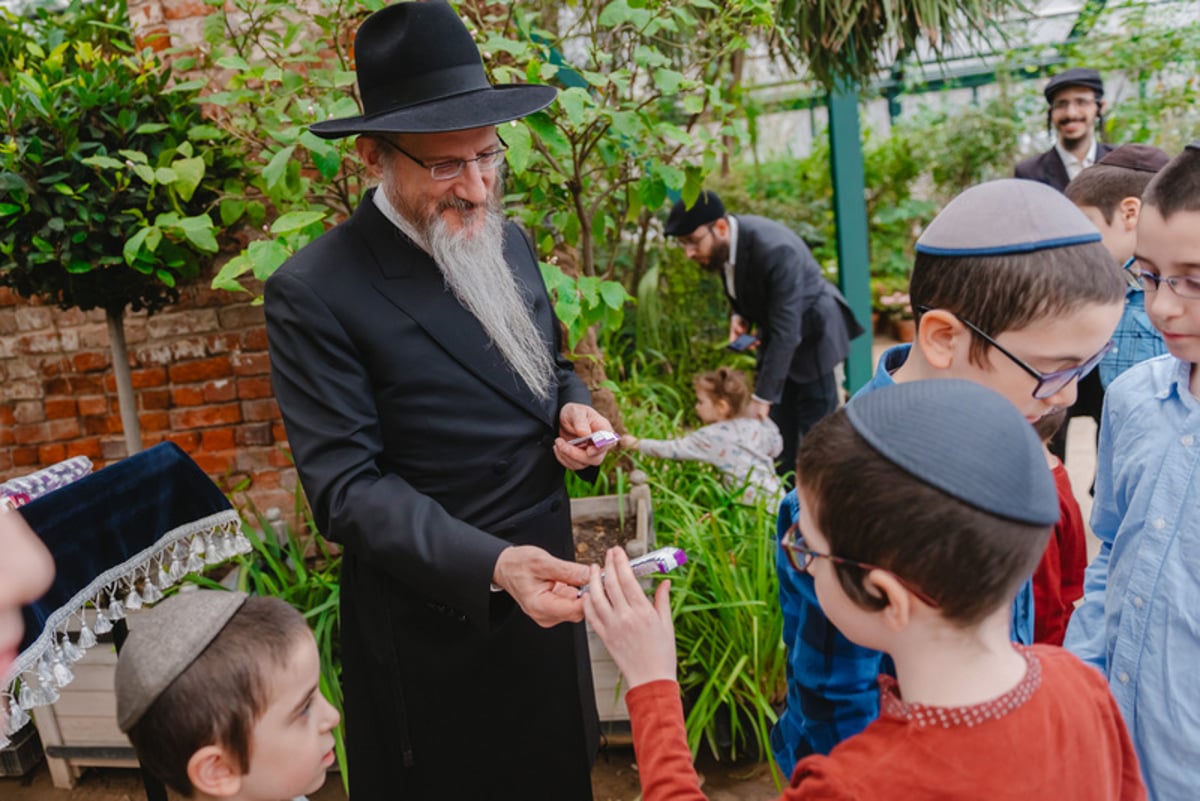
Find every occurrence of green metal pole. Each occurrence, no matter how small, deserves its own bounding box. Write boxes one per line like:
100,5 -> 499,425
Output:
827,88 -> 873,393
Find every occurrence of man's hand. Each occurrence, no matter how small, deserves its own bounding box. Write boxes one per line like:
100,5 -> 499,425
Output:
554,402 -> 614,470
749,397 -> 771,420
582,547 -> 677,689
492,545 -> 591,627
728,314 -> 749,342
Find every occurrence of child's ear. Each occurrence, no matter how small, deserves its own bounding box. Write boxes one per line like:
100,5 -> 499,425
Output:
866,570 -> 913,631
188,744 -> 243,798
1118,196 -> 1141,231
716,398 -> 732,418
913,309 -> 961,370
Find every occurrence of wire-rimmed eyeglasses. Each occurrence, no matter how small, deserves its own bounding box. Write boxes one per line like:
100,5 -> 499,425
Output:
1127,260 -> 1200,299
674,223 -> 716,250
378,137 -> 508,181
780,523 -> 940,607
916,305 -> 1114,400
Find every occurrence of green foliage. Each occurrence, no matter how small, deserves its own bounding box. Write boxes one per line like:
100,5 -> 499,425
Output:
200,0 -> 379,297
1066,1 -> 1200,152
0,0 -> 238,315
476,0 -> 771,279
775,0 -> 1023,90
540,261 -> 632,350
601,354 -> 786,771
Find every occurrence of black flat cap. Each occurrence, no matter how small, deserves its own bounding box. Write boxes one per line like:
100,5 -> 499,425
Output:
1044,68 -> 1104,102
664,191 -> 725,237
1096,144 -> 1170,174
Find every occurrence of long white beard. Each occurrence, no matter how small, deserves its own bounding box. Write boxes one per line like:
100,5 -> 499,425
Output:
416,197 -> 555,401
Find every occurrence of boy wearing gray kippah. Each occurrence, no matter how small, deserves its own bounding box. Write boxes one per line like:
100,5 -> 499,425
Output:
1065,141 -> 1200,800
115,592 -> 340,801
585,380 -> 1145,799
768,178 -> 1127,773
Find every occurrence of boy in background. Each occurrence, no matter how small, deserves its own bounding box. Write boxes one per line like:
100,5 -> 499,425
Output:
585,380 -> 1145,800
1065,143 -> 1171,388
769,179 -> 1125,772
1066,140 -> 1200,799
115,591 -> 340,801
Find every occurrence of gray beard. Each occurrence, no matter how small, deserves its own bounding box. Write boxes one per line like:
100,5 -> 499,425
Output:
388,183 -> 555,401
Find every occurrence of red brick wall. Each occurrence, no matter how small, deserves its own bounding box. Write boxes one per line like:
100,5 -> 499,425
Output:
0,1 -> 304,516
0,282 -> 296,517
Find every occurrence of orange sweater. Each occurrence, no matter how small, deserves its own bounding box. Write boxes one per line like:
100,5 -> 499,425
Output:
627,646 -> 1144,800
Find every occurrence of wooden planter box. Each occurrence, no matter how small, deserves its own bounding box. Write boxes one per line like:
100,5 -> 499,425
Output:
572,470 -> 655,726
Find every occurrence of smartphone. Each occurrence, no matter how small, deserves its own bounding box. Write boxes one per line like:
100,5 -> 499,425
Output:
726,334 -> 759,352
577,547 -> 688,596
566,430 -> 620,450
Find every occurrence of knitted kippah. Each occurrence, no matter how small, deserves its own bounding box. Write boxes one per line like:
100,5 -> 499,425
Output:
915,179 -> 1101,257
845,380 -> 1059,526
664,191 -> 726,237
1096,144 -> 1170,174
115,590 -> 248,731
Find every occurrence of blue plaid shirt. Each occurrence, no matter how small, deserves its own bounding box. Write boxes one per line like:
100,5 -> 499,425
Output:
769,344 -> 1035,774
1098,286 -> 1167,389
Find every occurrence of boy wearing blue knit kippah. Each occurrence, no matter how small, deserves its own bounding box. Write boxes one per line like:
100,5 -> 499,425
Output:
585,380 -> 1145,800
1065,141 -> 1200,800
769,179 -> 1127,773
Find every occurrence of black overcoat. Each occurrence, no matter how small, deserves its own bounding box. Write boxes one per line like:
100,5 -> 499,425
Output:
729,215 -> 864,402
1014,143 -> 1115,192
264,193 -> 598,799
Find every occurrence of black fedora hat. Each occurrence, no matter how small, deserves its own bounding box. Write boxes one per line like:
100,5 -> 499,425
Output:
309,0 -> 557,139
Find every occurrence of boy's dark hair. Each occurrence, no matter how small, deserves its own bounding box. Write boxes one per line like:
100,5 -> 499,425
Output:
796,410 -> 1050,625
910,242 -> 1125,366
125,596 -> 312,796
1065,164 -> 1160,224
1142,146 -> 1200,220
694,366 -> 749,416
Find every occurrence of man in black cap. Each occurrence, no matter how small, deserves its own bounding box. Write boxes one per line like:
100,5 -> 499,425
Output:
1014,67 -> 1114,192
264,2 -> 610,797
664,190 -> 863,484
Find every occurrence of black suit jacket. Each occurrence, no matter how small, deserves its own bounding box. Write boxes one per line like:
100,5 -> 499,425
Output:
730,215 -> 864,400
264,194 -> 597,796
1014,142 -> 1115,192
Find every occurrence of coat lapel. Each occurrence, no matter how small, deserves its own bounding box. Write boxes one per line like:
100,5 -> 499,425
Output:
352,199 -> 557,426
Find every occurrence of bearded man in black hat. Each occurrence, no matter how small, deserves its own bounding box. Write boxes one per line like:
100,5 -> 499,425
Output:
1015,67 -> 1114,192
664,190 -> 864,486
263,2 -> 610,797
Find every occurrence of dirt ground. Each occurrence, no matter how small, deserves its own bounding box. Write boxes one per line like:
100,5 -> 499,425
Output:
0,744 -> 780,800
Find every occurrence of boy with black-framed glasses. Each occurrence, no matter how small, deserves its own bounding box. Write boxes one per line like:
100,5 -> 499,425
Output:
584,380 -> 1145,800
1065,140 -> 1200,799
769,178 -> 1126,775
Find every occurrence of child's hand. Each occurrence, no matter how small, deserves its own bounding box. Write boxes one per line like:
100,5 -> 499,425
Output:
583,547 -> 676,688
620,434 -> 639,450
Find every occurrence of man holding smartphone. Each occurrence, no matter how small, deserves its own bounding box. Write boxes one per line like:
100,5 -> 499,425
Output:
664,190 -> 864,483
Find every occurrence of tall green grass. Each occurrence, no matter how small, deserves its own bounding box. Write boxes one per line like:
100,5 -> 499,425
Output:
583,355 -> 787,777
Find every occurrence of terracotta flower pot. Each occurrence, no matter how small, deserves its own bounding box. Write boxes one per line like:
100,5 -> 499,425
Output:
892,317 -> 916,343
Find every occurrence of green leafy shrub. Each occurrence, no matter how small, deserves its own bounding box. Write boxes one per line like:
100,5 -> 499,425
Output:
0,0 -> 239,315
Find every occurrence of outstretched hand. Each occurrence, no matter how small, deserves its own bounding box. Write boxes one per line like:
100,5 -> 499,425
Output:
492,545 -> 591,627
582,547 -> 677,689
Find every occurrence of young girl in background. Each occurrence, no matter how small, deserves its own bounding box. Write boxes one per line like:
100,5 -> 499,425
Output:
622,367 -> 783,506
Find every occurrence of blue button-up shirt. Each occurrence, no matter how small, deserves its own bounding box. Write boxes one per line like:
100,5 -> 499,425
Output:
770,344 -> 1036,774
1098,286 -> 1168,389
1065,354 -> 1200,800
